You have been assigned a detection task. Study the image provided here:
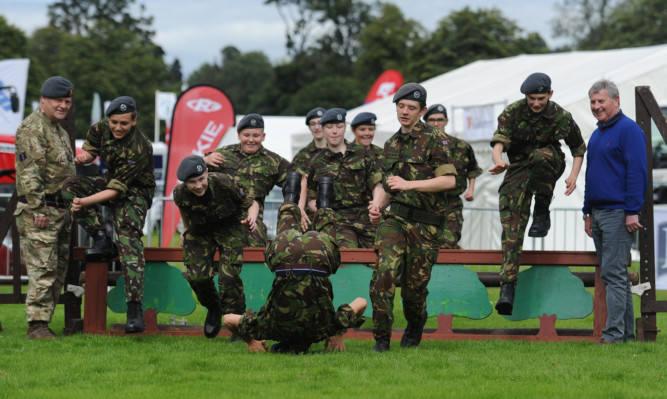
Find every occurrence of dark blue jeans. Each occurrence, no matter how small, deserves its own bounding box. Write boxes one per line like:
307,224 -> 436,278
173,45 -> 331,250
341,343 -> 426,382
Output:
591,208 -> 635,342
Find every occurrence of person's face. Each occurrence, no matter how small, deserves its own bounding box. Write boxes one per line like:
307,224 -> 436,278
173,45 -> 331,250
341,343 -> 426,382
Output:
425,112 -> 448,133
353,125 -> 376,148
323,122 -> 346,147
40,96 -> 72,123
108,112 -> 137,140
396,99 -> 425,130
526,91 -> 553,113
238,128 -> 266,154
184,170 -> 209,197
308,117 -> 323,140
589,89 -> 620,124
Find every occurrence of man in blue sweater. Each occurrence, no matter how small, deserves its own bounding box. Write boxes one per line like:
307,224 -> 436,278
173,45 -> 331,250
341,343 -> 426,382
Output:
583,79 -> 647,344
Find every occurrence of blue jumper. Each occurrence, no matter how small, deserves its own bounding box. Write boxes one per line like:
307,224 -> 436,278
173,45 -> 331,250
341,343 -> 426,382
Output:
583,110 -> 647,215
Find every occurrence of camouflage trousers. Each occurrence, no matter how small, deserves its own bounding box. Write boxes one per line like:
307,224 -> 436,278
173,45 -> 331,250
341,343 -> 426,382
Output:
63,175 -> 152,303
442,196 -> 463,249
15,205 -> 71,323
183,223 -> 246,314
498,147 -> 565,283
370,213 -> 443,340
243,216 -> 267,248
239,204 -> 359,346
335,207 -> 377,249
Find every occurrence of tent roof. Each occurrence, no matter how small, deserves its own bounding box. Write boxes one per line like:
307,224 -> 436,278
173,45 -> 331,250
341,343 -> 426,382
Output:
349,44 -> 667,144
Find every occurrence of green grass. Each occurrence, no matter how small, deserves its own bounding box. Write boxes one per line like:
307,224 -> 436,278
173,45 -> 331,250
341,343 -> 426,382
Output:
1,285 -> 666,399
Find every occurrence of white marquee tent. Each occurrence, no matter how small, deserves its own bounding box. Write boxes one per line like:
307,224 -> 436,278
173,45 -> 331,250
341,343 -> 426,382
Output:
341,44 -> 667,251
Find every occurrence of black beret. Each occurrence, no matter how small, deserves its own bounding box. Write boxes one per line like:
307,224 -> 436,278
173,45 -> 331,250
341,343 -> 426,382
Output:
392,82 -> 426,103
520,73 -> 551,94
424,104 -> 447,120
319,108 -> 346,125
351,112 -> 376,128
40,76 -> 73,98
105,96 -> 136,117
237,113 -> 264,131
177,155 -> 207,181
305,107 -> 326,125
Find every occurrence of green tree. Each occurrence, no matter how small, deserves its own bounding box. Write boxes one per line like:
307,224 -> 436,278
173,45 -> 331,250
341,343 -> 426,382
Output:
408,7 -> 549,81
599,0 -> 667,48
551,0 -> 620,49
0,16 -> 28,59
188,46 -> 277,115
48,0 -> 155,43
354,3 -> 424,86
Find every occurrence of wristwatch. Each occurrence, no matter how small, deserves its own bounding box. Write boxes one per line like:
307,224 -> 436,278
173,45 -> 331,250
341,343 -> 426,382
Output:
583,213 -> 591,220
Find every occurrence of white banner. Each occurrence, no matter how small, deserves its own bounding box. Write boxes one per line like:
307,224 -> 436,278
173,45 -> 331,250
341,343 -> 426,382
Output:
156,91 -> 177,126
653,206 -> 667,290
0,58 -> 30,136
462,104 -> 496,142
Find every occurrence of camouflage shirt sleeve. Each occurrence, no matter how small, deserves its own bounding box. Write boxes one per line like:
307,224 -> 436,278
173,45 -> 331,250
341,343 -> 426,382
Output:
82,120 -> 105,158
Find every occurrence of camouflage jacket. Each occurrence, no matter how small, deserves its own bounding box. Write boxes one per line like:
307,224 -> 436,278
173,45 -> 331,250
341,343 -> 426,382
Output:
291,140 -> 325,175
382,121 -> 457,214
209,144 -> 290,217
445,133 -> 482,197
173,172 -> 254,233
367,143 -> 384,172
82,119 -> 156,197
490,99 -> 586,163
14,108 -> 75,215
306,141 -> 382,210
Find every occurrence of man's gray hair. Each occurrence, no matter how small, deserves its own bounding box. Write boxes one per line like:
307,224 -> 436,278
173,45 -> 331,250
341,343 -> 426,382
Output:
589,79 -> 619,99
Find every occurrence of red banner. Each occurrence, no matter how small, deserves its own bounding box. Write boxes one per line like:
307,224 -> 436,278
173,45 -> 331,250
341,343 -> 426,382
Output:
161,85 -> 235,247
364,69 -> 403,104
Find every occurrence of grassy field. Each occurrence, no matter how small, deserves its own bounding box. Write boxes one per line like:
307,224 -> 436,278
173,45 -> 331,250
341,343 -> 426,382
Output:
1,283 -> 666,399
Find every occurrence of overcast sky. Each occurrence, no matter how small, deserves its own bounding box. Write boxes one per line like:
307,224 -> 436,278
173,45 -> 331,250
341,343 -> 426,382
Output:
2,0 -> 566,77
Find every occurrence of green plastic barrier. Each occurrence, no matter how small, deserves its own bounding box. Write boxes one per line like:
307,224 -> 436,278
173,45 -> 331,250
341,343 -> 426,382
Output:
503,266 -> 593,321
108,262 -> 196,315
427,264 -> 493,319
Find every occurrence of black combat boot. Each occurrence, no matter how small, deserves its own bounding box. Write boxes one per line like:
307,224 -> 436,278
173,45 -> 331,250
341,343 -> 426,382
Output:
282,171 -> 302,204
400,315 -> 427,348
125,301 -> 145,333
495,283 -> 516,316
316,176 -> 334,209
372,336 -> 391,352
203,300 -> 223,339
84,230 -> 118,262
191,280 -> 223,338
528,211 -> 551,237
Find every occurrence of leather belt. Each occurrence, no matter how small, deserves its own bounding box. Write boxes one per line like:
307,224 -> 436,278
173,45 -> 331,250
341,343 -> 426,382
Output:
274,263 -> 329,277
18,194 -> 67,209
390,203 -> 445,226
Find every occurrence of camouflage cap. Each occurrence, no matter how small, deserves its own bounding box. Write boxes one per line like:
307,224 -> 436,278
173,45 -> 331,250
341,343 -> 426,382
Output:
177,155 -> 207,181
424,104 -> 447,120
392,82 -> 426,103
319,108 -> 346,125
238,113 -> 264,131
520,73 -> 551,94
305,107 -> 326,125
40,76 -> 73,98
105,96 -> 137,117
350,112 -> 376,128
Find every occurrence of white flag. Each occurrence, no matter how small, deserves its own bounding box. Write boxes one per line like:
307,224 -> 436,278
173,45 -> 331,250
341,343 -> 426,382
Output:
0,58 -> 30,136
156,91 -> 177,127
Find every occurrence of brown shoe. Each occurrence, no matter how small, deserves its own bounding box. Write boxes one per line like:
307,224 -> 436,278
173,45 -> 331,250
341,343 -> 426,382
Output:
628,271 -> 639,285
597,337 -> 616,345
27,321 -> 57,340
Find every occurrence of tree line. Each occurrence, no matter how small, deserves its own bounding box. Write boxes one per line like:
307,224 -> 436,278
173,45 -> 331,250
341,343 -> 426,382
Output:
0,0 -> 664,139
